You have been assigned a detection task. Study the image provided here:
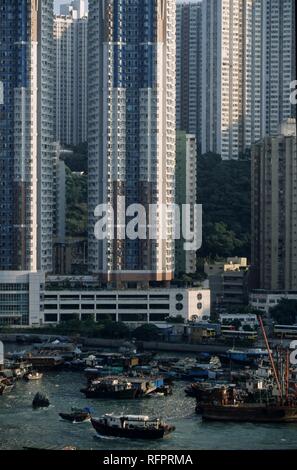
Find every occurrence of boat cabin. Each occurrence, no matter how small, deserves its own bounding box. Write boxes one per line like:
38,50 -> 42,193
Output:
103,414 -> 161,429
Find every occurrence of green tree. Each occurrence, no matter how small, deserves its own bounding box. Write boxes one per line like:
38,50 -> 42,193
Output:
66,167 -> 88,237
228,305 -> 260,315
55,319 -> 82,334
133,324 -> 162,341
242,324 -> 253,332
197,153 -> 251,259
202,222 -> 244,259
222,319 -> 242,330
62,142 -> 88,173
166,315 -> 185,324
100,321 -> 130,339
270,299 -> 297,325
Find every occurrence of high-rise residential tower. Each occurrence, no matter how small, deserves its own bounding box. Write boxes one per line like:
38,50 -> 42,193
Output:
262,0 -> 296,136
54,0 -> 88,146
201,0 -> 296,160
60,0 -> 87,17
88,0 -> 176,285
0,0 -> 54,272
175,132 -> 197,275
176,1 -> 202,146
201,0 -> 256,160
251,119 -> 297,291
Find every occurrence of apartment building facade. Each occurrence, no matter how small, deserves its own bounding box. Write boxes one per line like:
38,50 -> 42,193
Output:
175,132 -> 197,275
88,0 -> 176,285
200,0 -> 295,160
176,1 -> 202,146
0,0 -> 54,273
251,119 -> 297,291
54,1 -> 88,145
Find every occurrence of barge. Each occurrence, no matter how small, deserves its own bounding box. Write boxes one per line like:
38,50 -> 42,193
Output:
200,403 -> 297,423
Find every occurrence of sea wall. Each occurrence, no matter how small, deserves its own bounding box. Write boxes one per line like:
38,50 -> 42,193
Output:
0,333 -> 228,353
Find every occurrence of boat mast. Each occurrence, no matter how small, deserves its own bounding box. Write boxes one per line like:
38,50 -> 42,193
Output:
257,316 -> 282,402
285,349 -> 290,403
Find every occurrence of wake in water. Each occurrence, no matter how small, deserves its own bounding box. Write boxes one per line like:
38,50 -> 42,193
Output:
59,418 -> 91,424
93,434 -> 120,441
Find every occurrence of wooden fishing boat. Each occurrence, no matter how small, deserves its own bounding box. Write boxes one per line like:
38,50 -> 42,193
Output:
91,414 -> 175,440
197,316 -> 297,424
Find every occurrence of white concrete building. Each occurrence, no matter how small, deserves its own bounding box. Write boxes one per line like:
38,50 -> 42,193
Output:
220,313 -> 258,328
43,283 -> 210,327
54,1 -> 88,145
0,272 -> 210,329
88,0 -> 176,285
0,272 -> 45,327
250,291 -> 297,314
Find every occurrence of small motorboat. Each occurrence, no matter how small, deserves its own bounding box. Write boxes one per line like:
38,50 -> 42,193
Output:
25,371 -> 43,381
59,407 -> 92,423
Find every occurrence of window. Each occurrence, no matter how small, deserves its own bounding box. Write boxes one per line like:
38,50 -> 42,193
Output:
96,314 -> 116,322
149,313 -> 168,322
119,314 -> 148,322
96,304 -> 116,310
60,304 -> 80,310
44,314 -> 58,322
118,304 -> 147,310
149,304 -> 170,310
60,313 -> 80,322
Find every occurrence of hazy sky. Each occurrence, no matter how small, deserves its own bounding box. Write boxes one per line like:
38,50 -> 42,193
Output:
54,0 -> 65,13
54,0 -> 89,14
54,0 -> 64,13
54,1 -> 197,14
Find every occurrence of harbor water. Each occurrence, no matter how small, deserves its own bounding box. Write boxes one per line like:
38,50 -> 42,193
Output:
1,369 -> 297,450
